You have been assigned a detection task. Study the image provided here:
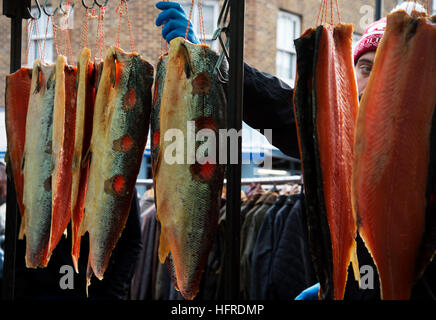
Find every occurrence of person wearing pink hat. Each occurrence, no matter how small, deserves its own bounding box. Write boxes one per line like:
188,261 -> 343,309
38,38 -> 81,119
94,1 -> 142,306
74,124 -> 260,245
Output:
354,17 -> 387,99
354,1 -> 427,99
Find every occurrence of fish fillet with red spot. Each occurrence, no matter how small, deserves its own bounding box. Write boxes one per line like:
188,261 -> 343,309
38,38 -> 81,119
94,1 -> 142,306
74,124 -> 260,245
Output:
81,46 -> 153,288
152,37 -> 227,300
22,60 -> 55,267
352,11 -> 436,300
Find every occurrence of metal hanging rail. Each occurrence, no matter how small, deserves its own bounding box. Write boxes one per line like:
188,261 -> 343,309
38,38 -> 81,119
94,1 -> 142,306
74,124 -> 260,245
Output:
223,0 -> 245,300
2,0 -> 32,301
375,0 -> 383,20
137,175 -> 302,187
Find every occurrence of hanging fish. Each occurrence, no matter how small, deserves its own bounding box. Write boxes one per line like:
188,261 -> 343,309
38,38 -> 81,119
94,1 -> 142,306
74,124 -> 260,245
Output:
152,37 -> 227,300
5,67 -> 32,235
49,55 -> 77,259
82,46 -> 154,289
293,23 -> 360,300
71,48 -> 96,272
22,61 -> 56,268
352,11 -> 436,300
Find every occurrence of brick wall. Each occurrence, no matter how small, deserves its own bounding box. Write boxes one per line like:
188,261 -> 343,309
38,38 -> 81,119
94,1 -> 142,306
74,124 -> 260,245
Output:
0,0 -> 429,107
244,0 -> 399,75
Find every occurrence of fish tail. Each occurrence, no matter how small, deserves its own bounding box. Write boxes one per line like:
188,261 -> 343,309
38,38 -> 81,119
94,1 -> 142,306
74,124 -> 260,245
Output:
71,226 -> 80,273
350,241 -> 361,288
158,228 -> 170,264
78,207 -> 88,237
18,216 -> 26,239
86,260 -> 93,297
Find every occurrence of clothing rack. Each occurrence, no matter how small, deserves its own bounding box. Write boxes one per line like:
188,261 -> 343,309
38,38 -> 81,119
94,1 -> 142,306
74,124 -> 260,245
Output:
1,0 -> 248,301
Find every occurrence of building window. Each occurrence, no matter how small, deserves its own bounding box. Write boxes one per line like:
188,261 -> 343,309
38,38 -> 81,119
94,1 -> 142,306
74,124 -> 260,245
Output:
276,11 -> 301,86
181,1 -> 219,50
433,0 -> 436,14
26,7 -> 54,66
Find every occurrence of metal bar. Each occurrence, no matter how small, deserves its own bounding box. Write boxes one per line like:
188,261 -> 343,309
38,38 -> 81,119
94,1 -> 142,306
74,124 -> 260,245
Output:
375,0 -> 383,20
2,8 -> 25,300
136,176 -> 302,187
224,0 -> 245,300
10,17 -> 23,73
3,173 -> 19,300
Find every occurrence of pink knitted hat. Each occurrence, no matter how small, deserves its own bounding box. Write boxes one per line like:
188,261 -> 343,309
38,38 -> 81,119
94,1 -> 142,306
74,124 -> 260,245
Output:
353,17 -> 387,64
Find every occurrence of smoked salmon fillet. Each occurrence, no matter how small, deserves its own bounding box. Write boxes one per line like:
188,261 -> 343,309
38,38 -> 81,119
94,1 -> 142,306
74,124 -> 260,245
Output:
315,23 -> 359,300
293,23 -> 359,300
71,48 -> 95,272
152,38 -> 227,300
49,55 -> 77,259
82,47 -> 153,289
5,67 -> 32,231
352,11 -> 436,300
22,61 -> 56,268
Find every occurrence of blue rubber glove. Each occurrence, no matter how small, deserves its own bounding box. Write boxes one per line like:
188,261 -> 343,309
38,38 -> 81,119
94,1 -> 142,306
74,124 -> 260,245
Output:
294,283 -> 320,300
155,1 -> 200,44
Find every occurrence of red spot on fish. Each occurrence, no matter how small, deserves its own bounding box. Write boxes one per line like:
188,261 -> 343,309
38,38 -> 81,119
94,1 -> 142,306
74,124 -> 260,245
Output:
200,162 -> 215,180
190,159 -> 216,182
115,61 -> 122,85
153,130 -> 160,148
113,175 -> 125,194
112,135 -> 134,152
123,88 -> 136,110
194,116 -> 217,132
153,81 -> 159,106
121,135 -> 133,151
192,72 -> 212,95
104,174 -> 126,195
39,71 -> 43,87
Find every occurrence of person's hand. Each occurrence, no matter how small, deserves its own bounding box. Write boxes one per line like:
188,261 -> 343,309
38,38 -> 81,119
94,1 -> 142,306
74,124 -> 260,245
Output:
155,1 -> 200,44
294,283 -> 320,300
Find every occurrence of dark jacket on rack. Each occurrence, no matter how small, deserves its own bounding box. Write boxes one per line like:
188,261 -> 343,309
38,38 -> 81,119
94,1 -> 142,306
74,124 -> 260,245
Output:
250,194 -> 287,299
130,206 -> 157,300
243,62 -> 436,300
270,195 -> 317,300
240,192 -> 278,300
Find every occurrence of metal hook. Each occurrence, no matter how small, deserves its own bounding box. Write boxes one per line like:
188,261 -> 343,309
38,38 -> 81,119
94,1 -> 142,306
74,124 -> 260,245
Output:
59,1 -> 75,15
82,0 -> 96,9
27,0 -> 42,20
42,0 -> 59,16
94,0 -> 110,7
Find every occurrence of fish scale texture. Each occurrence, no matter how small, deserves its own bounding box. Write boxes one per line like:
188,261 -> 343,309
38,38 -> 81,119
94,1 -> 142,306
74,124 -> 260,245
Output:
22,61 -> 56,268
352,11 -> 436,300
83,46 -> 154,288
153,38 -> 227,300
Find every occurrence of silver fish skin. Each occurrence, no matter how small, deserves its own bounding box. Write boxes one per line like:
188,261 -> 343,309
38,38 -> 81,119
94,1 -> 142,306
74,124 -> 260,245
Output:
83,46 -> 154,287
22,60 -> 56,268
